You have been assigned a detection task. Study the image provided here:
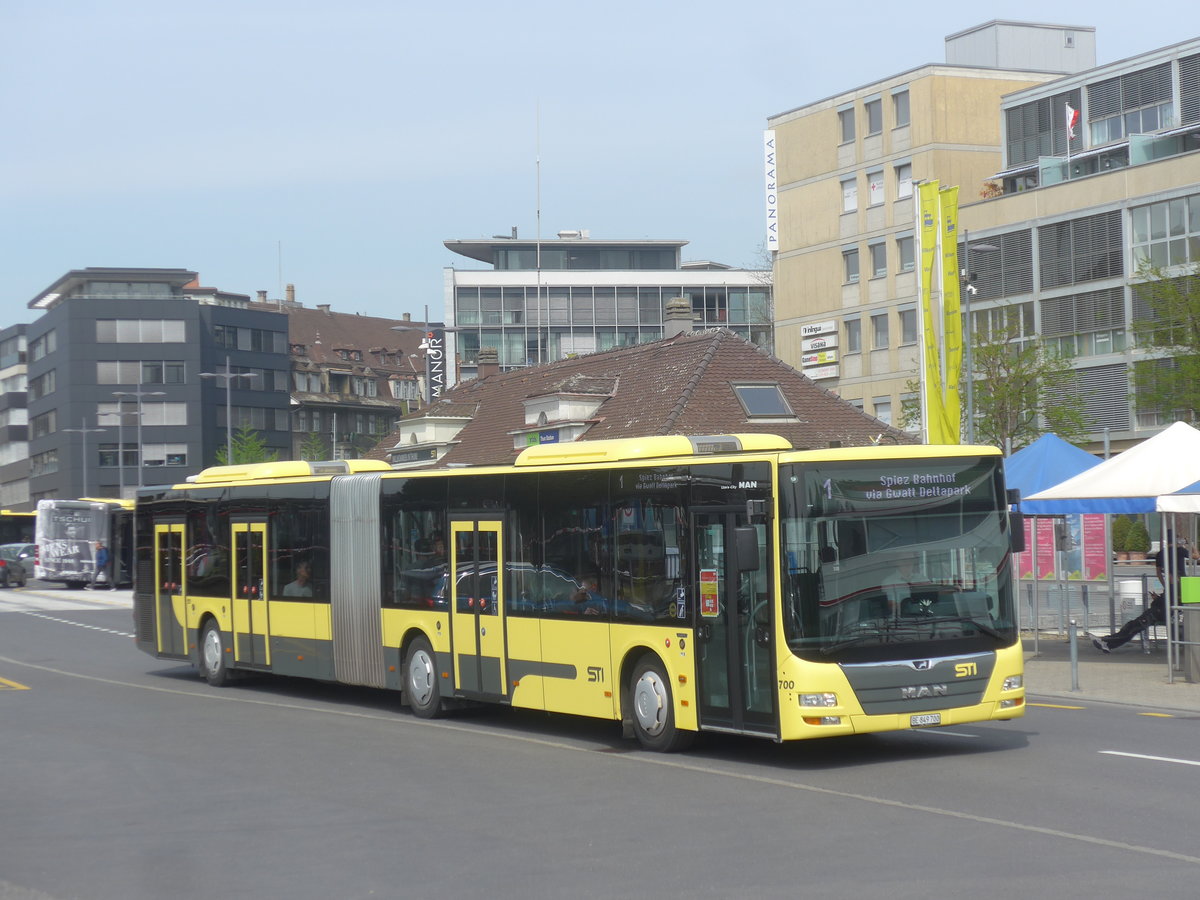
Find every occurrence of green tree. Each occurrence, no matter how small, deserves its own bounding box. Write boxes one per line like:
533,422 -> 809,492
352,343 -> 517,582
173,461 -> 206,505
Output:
1111,514 -> 1133,553
898,303 -> 1087,450
215,424 -> 280,465
1127,519 -> 1151,556
1131,262 -> 1200,425
299,431 -> 328,462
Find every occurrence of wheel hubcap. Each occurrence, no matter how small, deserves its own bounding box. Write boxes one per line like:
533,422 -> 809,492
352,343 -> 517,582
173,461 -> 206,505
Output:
632,671 -> 667,736
408,649 -> 434,707
203,629 -> 222,674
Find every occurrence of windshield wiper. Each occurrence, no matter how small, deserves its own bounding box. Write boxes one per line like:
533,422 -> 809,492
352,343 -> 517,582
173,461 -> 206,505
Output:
916,615 -> 1005,640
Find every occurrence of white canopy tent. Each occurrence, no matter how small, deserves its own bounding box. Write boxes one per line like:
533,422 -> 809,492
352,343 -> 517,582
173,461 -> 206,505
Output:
1028,422 -> 1200,682
1027,422 -> 1200,512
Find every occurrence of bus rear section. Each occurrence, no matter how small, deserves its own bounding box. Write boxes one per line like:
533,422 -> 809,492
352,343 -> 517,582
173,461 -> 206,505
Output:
35,499 -> 133,588
774,449 -> 1025,738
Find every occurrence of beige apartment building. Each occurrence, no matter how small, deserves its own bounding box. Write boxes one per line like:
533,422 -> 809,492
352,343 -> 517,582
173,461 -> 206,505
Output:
768,21 -> 1094,429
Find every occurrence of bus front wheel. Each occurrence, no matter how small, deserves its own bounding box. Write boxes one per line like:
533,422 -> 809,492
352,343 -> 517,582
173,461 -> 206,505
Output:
405,636 -> 444,719
200,620 -> 232,687
629,656 -> 694,753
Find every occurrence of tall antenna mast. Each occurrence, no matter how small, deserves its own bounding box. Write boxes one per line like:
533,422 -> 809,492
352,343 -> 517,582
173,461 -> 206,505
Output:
536,102 -> 543,365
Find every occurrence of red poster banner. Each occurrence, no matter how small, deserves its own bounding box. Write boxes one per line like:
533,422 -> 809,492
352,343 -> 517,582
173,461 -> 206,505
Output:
1081,514 -> 1108,581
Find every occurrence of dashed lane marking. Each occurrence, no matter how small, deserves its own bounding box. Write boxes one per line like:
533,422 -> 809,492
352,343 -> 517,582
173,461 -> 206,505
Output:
1029,702 -> 1086,709
20,610 -> 134,638
0,676 -> 30,690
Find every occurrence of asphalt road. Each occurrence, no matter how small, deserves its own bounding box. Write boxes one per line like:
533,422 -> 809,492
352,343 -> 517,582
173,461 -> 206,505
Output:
2,592 -> 1199,899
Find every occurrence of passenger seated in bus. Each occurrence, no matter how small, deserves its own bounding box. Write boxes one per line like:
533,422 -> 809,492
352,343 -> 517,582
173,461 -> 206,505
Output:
283,560 -> 314,597
567,572 -> 608,616
880,556 -> 923,616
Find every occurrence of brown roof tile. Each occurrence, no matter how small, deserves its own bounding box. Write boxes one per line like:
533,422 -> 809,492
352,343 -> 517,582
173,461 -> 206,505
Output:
370,330 -> 914,466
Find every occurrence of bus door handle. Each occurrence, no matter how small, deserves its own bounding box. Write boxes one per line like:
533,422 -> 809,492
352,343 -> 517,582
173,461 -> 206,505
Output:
698,623 -> 712,642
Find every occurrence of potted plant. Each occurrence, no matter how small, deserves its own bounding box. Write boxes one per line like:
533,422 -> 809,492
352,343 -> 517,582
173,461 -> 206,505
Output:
1127,520 -> 1151,562
1111,515 -> 1133,561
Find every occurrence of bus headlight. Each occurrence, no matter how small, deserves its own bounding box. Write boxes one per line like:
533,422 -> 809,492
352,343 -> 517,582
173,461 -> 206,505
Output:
800,693 -> 838,707
1002,675 -> 1023,691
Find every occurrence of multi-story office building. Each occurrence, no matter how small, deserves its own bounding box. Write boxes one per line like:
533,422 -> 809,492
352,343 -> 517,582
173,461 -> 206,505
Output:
443,232 -> 772,382
961,36 -> 1200,449
23,268 -> 292,503
0,325 -> 29,508
768,21 -> 1094,429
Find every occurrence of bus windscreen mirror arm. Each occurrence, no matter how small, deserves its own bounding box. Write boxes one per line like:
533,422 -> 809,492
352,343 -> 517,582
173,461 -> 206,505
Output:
1006,489 -> 1026,554
734,526 -> 759,572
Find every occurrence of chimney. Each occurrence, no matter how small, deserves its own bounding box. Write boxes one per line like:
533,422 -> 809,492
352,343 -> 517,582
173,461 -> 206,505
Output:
317,304 -> 331,315
403,312 -> 412,322
257,290 -> 268,303
286,284 -> 296,304
477,346 -> 500,379
663,296 -> 696,339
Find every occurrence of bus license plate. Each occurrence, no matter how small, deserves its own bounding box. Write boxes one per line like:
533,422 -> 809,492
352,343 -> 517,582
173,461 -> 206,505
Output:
911,713 -> 941,727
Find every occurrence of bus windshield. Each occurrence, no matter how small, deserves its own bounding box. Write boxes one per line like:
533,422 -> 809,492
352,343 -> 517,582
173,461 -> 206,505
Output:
779,456 -> 1016,662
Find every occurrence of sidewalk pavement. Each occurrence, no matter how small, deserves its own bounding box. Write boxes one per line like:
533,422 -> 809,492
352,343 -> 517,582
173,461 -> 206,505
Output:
1023,629 -> 1200,712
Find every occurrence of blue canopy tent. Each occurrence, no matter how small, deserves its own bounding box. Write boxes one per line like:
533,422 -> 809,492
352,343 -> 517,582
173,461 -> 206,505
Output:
1005,433 -> 1101,514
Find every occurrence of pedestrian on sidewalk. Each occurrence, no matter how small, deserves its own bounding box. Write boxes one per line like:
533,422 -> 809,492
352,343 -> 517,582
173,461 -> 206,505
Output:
89,541 -> 110,591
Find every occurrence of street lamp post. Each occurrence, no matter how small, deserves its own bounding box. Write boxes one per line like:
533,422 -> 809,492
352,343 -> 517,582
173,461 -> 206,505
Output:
961,230 -> 999,445
199,355 -> 259,464
112,390 -> 166,490
98,404 -> 139,499
62,418 -> 106,498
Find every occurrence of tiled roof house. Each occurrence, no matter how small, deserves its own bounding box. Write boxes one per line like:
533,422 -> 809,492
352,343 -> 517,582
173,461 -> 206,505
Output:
372,328 -> 913,469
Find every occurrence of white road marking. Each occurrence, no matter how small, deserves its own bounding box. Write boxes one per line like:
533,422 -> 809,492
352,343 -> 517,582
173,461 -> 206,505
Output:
20,610 -> 134,638
1101,750 -> 1200,768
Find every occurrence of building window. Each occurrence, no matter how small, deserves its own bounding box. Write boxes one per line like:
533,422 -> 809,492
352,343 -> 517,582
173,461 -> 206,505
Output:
895,162 -> 912,199
839,107 -> 855,143
29,330 -> 56,362
871,313 -> 889,349
865,97 -> 883,135
142,443 -> 188,467
867,169 -> 884,206
733,384 -> 795,417
869,242 -> 887,278
899,308 -> 918,345
31,449 -> 58,477
843,248 -> 860,284
897,236 -> 915,272
31,410 -> 57,438
96,320 -> 186,343
1088,64 -> 1173,146
28,370 -> 55,400
872,397 -> 893,426
845,318 -> 862,354
1131,194 -> 1200,269
841,177 -> 857,213
892,88 -> 910,127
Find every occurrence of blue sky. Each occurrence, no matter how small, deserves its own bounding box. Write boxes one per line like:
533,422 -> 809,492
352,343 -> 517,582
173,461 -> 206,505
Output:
2,1 -> 1194,323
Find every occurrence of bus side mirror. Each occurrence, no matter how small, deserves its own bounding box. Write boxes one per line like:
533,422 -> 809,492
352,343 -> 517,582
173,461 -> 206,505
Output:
1010,512 -> 1026,553
734,527 -> 760,572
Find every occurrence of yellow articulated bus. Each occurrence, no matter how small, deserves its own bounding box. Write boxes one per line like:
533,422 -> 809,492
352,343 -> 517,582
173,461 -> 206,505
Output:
132,435 -> 1026,751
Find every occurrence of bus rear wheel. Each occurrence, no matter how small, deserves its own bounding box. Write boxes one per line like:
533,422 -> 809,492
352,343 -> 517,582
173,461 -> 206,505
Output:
629,656 -> 694,752
405,636 -> 444,719
200,620 -> 232,687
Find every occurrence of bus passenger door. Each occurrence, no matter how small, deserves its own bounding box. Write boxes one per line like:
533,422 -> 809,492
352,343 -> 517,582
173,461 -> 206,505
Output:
449,520 -> 506,699
231,523 -> 271,668
154,523 -> 187,658
693,511 -> 776,736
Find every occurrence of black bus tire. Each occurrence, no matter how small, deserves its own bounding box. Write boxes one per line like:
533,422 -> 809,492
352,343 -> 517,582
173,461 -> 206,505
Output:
629,655 -> 694,753
200,620 -> 233,687
405,636 -> 444,719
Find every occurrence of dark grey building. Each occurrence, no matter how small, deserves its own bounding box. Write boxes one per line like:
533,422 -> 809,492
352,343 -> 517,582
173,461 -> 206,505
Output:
0,324 -> 29,509
24,268 -> 292,503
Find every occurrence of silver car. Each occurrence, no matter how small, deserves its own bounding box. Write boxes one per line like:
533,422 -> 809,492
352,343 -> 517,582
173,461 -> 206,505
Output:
0,542 -> 35,588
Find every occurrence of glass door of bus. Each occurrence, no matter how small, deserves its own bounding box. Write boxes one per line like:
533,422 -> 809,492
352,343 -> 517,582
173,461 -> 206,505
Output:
693,511 -> 776,735
154,523 -> 186,658
231,522 -> 270,668
449,520 -> 506,699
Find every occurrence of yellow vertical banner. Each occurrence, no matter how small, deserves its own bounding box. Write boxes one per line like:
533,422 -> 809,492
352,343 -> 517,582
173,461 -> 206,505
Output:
918,180 -> 951,443
939,186 -> 962,444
